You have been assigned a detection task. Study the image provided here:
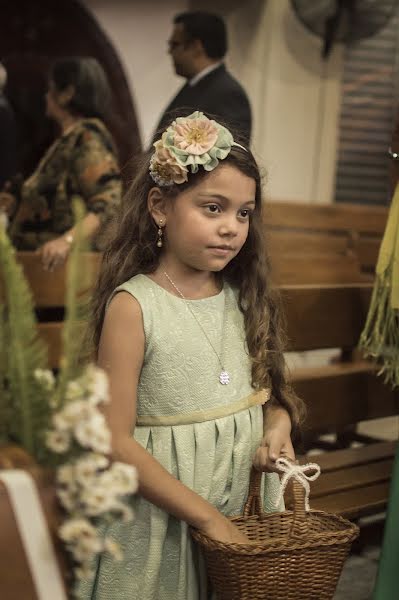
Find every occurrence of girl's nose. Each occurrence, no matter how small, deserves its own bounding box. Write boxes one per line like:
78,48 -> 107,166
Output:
218,217 -> 238,237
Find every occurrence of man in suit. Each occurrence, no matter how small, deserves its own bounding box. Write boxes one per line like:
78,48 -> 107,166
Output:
154,11 -> 252,144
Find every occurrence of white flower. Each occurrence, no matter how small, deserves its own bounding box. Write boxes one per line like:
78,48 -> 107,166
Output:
104,462 -> 138,495
65,380 -> 85,402
74,563 -> 94,580
57,488 -> 78,512
46,429 -> 71,453
62,520 -> 103,561
49,365 -> 138,577
48,395 -> 58,409
59,518 -> 99,544
34,368 -> 55,391
71,536 -> 103,562
74,411 -> 111,454
56,464 -> 75,486
109,500 -> 134,522
104,538 -> 123,561
80,484 -> 117,516
52,413 -> 70,432
74,453 -> 109,483
85,365 -> 110,406
52,400 -> 96,434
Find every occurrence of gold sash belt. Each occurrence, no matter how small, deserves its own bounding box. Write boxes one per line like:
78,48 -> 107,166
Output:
136,389 -> 270,427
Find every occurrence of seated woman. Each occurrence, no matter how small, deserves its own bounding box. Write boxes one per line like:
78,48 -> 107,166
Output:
0,56 -> 122,270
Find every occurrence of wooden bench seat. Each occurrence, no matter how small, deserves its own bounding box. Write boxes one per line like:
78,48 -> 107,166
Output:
302,442 -> 397,518
309,482 -> 391,519
280,282 -> 398,521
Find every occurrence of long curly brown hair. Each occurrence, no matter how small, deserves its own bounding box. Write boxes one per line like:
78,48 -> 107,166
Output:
90,143 -> 305,430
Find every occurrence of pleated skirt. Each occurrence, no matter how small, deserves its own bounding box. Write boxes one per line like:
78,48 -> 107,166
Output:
78,405 -> 282,600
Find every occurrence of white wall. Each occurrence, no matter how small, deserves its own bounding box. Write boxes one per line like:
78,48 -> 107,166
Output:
82,0 -> 344,202
226,0 -> 344,203
82,0 -> 188,146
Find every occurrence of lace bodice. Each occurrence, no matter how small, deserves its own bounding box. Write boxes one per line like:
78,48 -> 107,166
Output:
110,274 -> 255,420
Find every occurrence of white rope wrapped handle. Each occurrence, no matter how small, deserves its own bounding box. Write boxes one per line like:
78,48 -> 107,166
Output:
274,457 -> 321,511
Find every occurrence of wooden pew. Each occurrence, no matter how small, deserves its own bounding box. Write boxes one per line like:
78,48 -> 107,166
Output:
17,250 -> 102,308
11,251 -> 102,368
14,251 -> 398,523
264,201 -> 388,277
282,284 -> 398,520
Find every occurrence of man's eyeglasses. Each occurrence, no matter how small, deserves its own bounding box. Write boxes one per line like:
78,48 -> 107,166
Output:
168,40 -> 187,51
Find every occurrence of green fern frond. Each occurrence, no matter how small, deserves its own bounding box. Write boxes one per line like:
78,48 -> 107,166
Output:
54,199 -> 92,407
0,302 -> 12,445
359,262 -> 399,389
0,228 -> 49,456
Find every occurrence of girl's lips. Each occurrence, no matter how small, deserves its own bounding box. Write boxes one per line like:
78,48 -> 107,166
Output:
208,246 -> 234,256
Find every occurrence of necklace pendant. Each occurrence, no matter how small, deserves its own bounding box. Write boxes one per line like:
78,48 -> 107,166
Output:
219,370 -> 230,385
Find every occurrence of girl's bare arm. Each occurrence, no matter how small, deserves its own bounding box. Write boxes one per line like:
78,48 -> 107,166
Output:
252,403 -> 295,472
98,292 -> 248,542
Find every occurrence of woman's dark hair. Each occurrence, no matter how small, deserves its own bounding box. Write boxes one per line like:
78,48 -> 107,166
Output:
50,56 -> 111,119
174,11 -> 227,59
90,119 -> 305,431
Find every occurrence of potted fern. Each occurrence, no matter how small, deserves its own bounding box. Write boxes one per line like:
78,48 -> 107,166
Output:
0,203 -> 137,596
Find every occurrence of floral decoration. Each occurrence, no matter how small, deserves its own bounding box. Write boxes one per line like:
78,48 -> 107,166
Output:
0,205 -> 138,594
149,111 -> 238,186
38,364 -> 138,581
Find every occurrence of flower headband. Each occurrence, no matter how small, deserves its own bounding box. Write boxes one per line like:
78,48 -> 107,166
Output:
149,111 -> 247,187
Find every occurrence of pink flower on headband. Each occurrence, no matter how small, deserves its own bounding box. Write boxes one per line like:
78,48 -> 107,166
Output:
173,117 -> 218,155
149,111 -> 245,186
149,141 -> 188,186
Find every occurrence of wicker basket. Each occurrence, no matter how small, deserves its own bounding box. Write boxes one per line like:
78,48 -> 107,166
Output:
191,466 -> 359,600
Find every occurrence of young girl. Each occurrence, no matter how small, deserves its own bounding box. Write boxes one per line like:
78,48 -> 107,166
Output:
82,112 -> 304,600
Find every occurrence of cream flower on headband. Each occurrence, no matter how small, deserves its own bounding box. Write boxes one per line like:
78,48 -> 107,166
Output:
149,111 -> 240,186
149,141 -> 188,186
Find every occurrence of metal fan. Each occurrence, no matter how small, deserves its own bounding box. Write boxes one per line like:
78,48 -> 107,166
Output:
291,0 -> 398,58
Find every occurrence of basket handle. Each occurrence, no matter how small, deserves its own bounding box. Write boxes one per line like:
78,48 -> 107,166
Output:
243,467 -> 263,518
288,477 -> 309,538
243,459 -> 321,534
276,457 -> 321,538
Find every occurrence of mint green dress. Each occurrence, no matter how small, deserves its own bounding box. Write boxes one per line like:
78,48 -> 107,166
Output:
81,275 -> 282,600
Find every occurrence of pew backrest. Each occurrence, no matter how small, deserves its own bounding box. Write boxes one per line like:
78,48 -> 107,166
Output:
264,201 -> 388,277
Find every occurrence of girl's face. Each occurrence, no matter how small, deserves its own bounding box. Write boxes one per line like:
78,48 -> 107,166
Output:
160,164 -> 256,274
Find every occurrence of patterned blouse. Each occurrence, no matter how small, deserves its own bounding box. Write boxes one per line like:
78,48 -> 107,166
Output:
11,118 -> 122,250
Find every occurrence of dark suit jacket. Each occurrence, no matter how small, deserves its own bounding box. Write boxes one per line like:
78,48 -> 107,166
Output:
153,64 -> 252,145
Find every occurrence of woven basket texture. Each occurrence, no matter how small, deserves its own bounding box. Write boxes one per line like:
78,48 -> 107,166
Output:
191,467 -> 359,600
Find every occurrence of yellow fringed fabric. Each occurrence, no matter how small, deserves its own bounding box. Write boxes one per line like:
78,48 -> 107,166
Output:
359,184 -> 399,388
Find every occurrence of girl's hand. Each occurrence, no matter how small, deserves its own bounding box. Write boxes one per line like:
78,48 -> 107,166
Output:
37,236 -> 71,271
253,407 -> 295,473
253,431 -> 295,473
199,513 -> 251,545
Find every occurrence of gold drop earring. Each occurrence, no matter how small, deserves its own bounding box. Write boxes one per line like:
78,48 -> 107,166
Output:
157,219 -> 164,248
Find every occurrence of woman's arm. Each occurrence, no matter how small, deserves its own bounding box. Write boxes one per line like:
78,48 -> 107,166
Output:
37,124 -> 121,270
37,212 -> 101,271
99,291 -> 248,543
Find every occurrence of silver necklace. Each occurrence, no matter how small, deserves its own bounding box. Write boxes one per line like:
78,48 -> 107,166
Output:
163,271 -> 230,385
